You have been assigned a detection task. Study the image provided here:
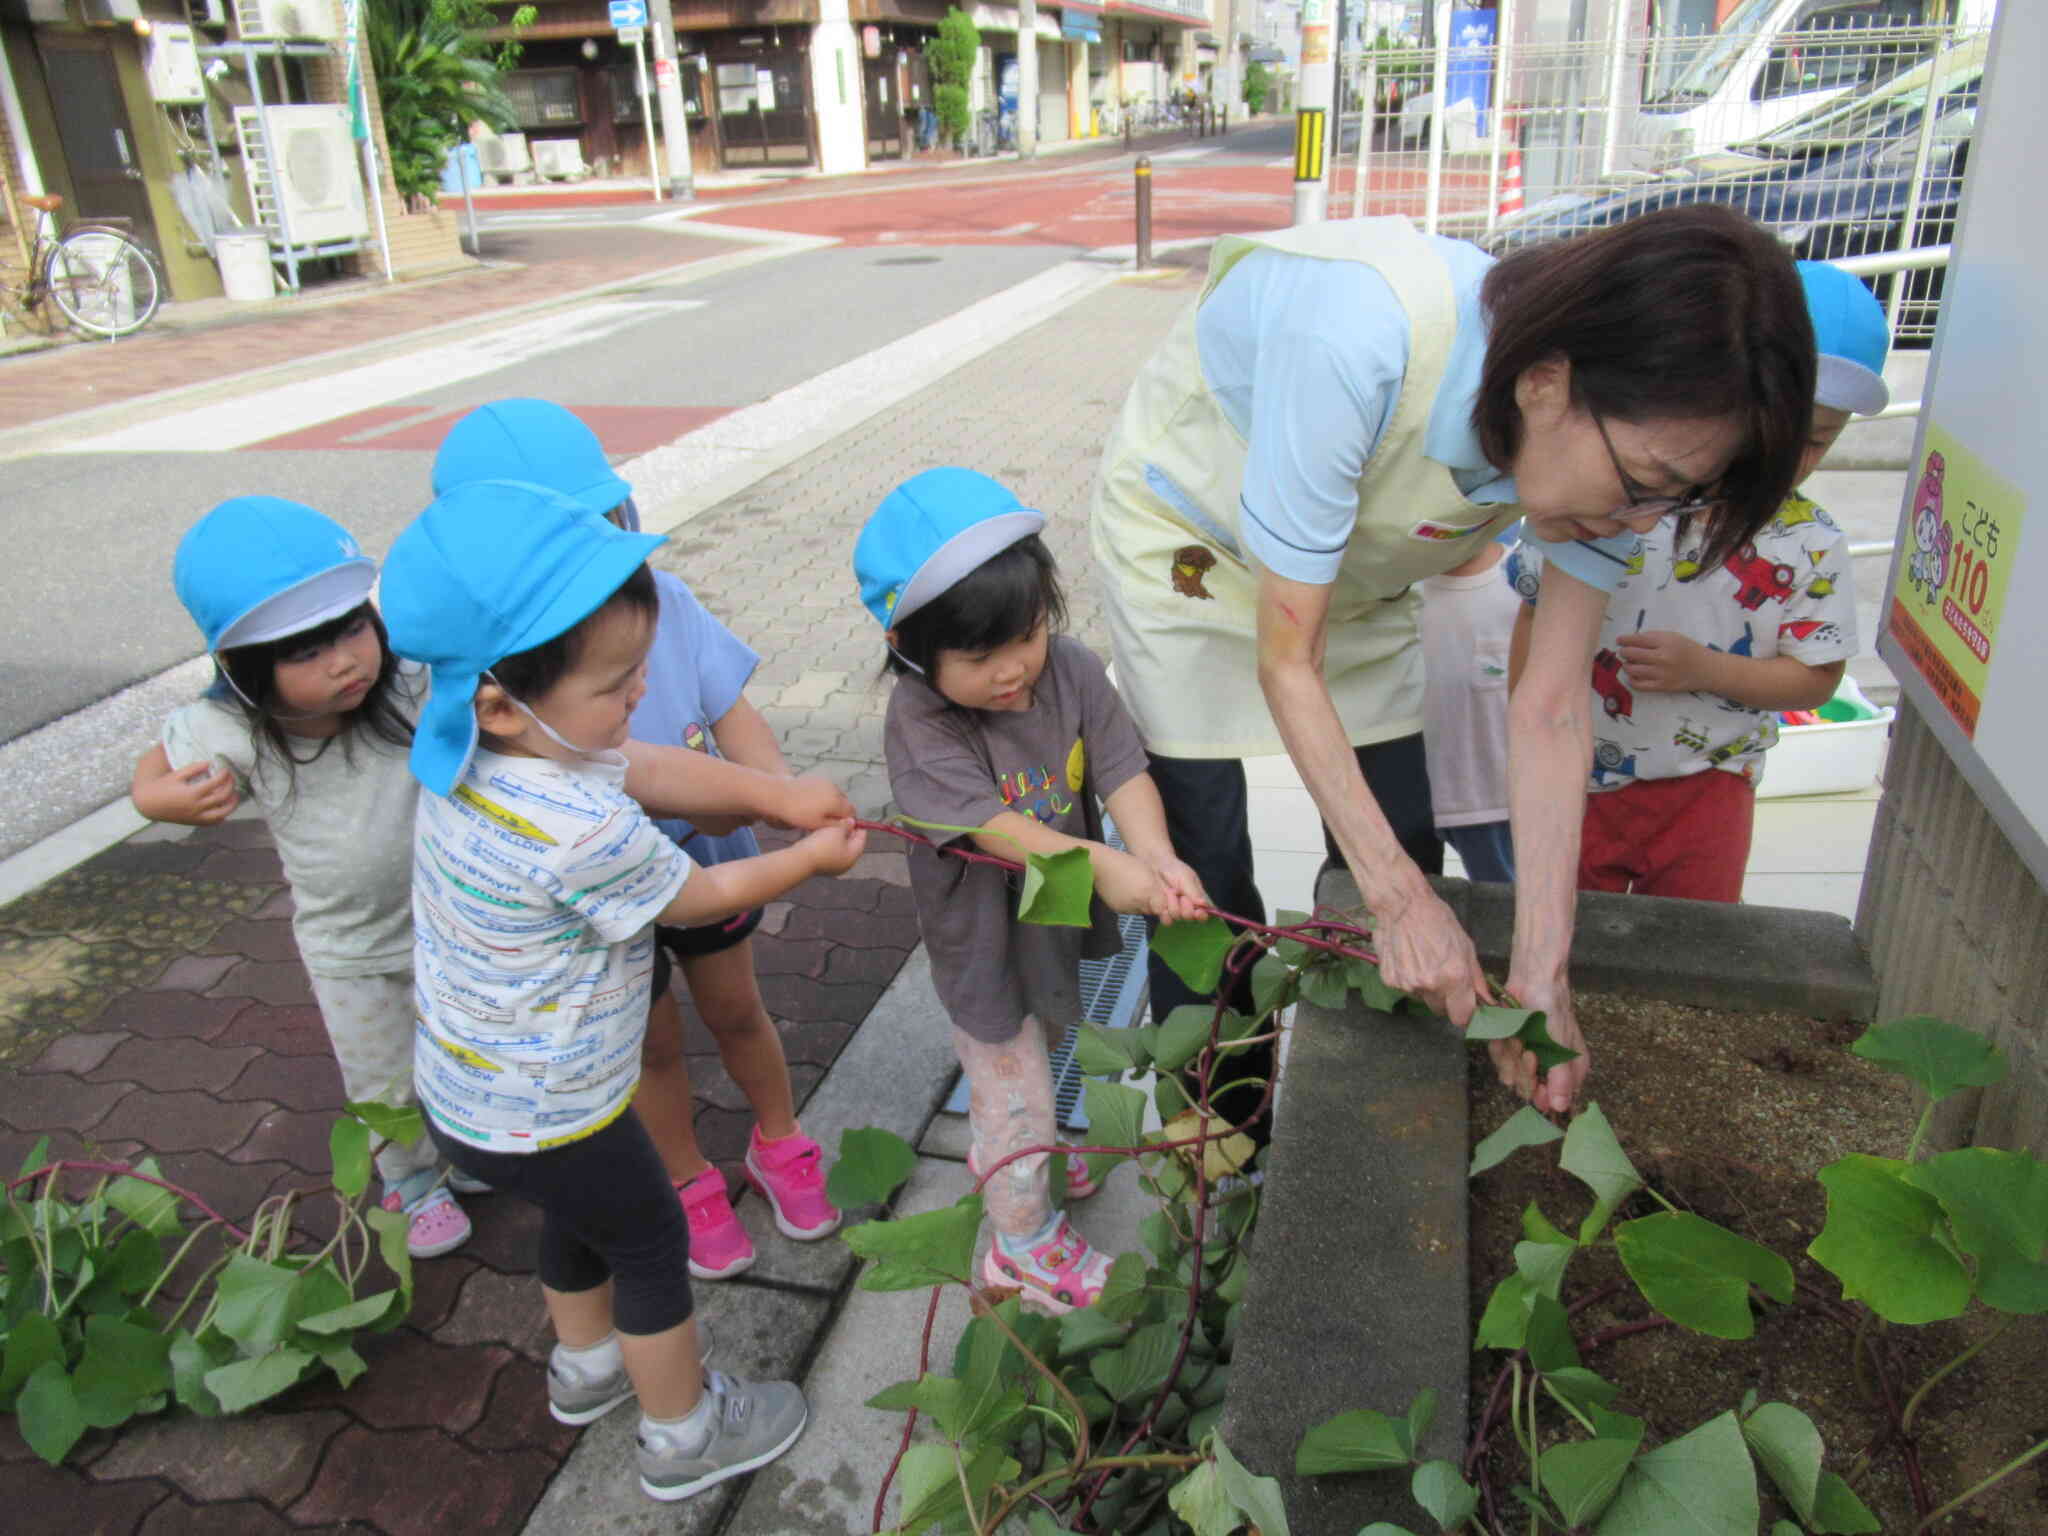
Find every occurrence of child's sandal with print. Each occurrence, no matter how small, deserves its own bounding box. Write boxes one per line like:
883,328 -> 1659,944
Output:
980,1218 -> 1114,1314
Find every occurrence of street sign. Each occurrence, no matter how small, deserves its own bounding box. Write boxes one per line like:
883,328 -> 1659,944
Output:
608,0 -> 645,28
616,24 -> 643,45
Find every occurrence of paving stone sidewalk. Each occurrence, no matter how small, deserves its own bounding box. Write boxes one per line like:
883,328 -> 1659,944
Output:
0,260 -> 1202,1533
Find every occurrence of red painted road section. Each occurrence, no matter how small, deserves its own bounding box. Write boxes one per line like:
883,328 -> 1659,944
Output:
686,160 -> 1495,248
247,402 -> 731,454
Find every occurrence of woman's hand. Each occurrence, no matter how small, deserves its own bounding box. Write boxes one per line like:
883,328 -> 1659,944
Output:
1372,882 -> 1488,1030
1498,972 -> 1588,1114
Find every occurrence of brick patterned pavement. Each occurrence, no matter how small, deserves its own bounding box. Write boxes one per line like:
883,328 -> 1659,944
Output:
0,261 -> 1199,1530
0,226 -> 733,437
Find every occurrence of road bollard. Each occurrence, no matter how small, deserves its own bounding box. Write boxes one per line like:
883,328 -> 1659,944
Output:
1134,155 -> 1152,271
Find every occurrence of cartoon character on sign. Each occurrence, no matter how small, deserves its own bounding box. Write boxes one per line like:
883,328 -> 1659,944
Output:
1908,450 -> 1952,603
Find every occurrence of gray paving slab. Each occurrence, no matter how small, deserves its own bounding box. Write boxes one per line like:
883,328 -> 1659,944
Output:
521,1282 -> 832,1536
725,947 -> 959,1293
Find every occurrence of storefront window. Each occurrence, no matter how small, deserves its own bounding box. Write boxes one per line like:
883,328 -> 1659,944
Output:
505,69 -> 582,129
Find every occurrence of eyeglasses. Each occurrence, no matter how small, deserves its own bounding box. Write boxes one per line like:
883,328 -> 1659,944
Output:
1591,410 -> 1722,521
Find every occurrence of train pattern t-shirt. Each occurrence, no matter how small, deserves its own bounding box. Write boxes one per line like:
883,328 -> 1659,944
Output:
411,748 -> 690,1151
1506,493 -> 1859,791
884,636 -> 1150,1045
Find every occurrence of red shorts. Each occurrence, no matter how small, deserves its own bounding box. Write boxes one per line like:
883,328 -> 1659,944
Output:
1578,771 -> 1755,903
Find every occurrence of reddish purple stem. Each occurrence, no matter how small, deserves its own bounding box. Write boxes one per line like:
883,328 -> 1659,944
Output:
8,1159 -> 252,1244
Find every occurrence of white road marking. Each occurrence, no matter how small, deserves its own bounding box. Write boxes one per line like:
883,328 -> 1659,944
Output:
62,300 -> 703,453
1150,147 -> 1220,161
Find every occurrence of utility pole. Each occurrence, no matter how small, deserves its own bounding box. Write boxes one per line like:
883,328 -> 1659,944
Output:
1017,0 -> 1038,154
1290,0 -> 1336,222
1217,0 -> 1241,119
647,0 -> 696,200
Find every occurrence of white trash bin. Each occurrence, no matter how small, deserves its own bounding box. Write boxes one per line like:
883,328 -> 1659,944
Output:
214,232 -> 275,302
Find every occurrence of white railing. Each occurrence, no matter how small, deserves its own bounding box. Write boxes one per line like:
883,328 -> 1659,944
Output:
1339,20 -> 1987,345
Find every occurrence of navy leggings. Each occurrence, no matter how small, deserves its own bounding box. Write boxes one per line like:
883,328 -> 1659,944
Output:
1144,735 -> 1440,1145
428,1108 -> 694,1336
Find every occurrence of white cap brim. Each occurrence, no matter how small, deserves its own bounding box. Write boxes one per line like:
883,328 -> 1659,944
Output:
217,560 -> 378,651
1815,355 -> 1888,417
891,510 -> 1046,626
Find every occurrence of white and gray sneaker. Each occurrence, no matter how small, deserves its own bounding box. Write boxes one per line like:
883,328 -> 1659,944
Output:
547,1323 -> 714,1427
637,1370 -> 808,1502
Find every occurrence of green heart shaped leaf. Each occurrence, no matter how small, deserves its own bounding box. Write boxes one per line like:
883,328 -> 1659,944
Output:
1294,1405 -> 1413,1474
824,1126 -> 918,1210
1850,1016 -> 2006,1101
1561,1104 -> 1643,1244
1151,915 -> 1234,995
1616,1211 -> 1793,1340
1470,1105 -> 1565,1178
1595,1410 -> 1757,1535
1809,1155 -> 1972,1323
1019,846 -> 1096,927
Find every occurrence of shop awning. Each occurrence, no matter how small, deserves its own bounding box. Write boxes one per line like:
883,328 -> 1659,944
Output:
1104,0 -> 1209,27
1061,7 -> 1102,41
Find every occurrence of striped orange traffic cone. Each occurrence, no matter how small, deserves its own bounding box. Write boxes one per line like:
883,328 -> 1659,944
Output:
1498,129 -> 1525,217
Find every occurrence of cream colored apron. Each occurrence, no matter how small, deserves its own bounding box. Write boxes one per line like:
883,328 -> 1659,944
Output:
1090,217 -> 1519,759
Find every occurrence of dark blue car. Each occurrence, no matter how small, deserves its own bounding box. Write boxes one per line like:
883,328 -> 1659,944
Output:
1486,39 -> 1985,337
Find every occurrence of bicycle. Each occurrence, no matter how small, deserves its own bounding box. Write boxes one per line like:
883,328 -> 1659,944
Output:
1,193 -> 162,340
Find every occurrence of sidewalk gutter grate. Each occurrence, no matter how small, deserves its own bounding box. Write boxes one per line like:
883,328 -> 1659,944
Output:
942,821 -> 1150,1131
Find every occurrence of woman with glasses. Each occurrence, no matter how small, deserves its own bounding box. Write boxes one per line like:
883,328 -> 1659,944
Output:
1090,204 -> 1815,1121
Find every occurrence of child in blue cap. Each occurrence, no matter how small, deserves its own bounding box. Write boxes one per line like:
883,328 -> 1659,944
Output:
131,497 -> 476,1260
433,399 -> 838,1283
1506,260 -> 1881,900
380,480 -> 863,1501
855,468 -> 1210,1313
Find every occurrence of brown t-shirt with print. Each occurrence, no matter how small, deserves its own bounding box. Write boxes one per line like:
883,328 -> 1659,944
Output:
884,635 -> 1150,1044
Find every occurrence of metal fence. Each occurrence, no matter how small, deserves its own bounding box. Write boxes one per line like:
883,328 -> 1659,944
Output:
1332,19 -> 1990,343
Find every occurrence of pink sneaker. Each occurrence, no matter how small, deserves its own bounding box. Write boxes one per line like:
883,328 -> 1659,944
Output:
381,1186 -> 471,1259
678,1167 -> 755,1279
981,1217 -> 1115,1314
744,1125 -> 842,1240
969,1144 -> 1103,1202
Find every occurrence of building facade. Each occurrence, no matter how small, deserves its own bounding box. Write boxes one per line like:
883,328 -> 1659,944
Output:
492,0 -> 1213,175
1,0 -> 462,315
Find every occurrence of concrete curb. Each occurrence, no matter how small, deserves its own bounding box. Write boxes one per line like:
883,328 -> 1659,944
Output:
1224,868 -> 1879,1527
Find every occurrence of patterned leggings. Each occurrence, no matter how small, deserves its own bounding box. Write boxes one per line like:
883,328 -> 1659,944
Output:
954,1016 -> 1061,1239
306,971 -> 439,1192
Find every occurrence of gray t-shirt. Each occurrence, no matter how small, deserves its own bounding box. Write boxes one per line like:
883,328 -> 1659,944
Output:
162,667 -> 423,979
884,636 -> 1150,1044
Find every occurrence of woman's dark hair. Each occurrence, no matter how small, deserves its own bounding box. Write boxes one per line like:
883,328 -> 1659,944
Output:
489,562 -> 658,703
1473,203 -> 1816,571
883,535 -> 1066,683
212,603 -> 413,789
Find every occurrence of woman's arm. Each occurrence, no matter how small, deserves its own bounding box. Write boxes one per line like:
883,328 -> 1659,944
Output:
1503,566 -> 1607,1113
1255,567 -> 1486,1028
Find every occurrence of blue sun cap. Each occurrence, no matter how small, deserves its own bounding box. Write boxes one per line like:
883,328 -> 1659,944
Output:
853,468 -> 1046,629
432,398 -> 634,518
1797,261 -> 1891,416
379,479 -> 663,796
172,496 -> 377,654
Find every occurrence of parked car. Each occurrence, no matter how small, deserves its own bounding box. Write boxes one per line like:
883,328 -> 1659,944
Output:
1485,36 -> 1987,338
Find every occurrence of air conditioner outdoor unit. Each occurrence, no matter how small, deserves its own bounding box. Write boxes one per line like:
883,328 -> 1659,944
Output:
239,104 -> 369,245
235,0 -> 338,41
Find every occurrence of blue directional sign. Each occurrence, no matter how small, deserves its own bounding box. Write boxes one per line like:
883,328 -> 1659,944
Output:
608,0 -> 646,28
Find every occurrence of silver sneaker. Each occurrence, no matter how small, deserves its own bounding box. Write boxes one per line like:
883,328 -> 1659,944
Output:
547,1322 -> 714,1427
637,1370 -> 808,1502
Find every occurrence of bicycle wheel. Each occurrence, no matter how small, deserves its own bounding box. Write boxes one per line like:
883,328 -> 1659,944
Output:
47,230 -> 160,339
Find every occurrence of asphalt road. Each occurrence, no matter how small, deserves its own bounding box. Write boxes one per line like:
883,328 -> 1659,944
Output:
0,235 -> 1076,742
